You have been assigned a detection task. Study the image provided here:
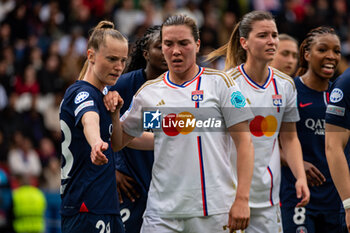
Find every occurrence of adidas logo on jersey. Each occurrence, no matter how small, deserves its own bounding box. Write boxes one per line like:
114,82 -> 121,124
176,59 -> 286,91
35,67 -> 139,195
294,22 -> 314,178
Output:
156,99 -> 165,106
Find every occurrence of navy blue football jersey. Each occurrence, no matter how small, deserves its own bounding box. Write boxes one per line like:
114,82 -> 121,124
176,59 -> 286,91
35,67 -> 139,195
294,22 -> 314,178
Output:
109,69 -> 154,232
60,80 -> 120,216
280,76 -> 342,211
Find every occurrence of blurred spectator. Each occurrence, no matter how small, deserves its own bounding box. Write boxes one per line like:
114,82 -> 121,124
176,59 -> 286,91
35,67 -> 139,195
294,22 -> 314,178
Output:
0,22 -> 12,49
37,137 -> 57,168
14,64 -> 39,96
0,128 -> 9,165
28,46 -> 44,72
177,1 -> 204,28
12,175 -> 46,233
38,53 -> 64,95
0,0 -> 15,23
58,26 -> 87,57
113,0 -> 145,37
8,131 -> 42,187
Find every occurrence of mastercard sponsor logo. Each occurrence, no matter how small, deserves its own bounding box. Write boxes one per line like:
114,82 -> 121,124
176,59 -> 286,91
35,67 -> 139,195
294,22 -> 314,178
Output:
249,115 -> 277,137
162,111 -> 221,136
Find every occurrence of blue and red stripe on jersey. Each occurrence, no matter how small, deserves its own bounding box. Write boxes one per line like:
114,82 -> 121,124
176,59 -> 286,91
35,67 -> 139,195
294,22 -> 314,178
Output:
238,64 -> 273,90
163,66 -> 204,89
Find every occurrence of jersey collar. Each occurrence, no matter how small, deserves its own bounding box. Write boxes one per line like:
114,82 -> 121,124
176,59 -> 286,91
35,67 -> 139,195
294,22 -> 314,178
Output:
238,64 -> 273,90
163,66 -> 204,89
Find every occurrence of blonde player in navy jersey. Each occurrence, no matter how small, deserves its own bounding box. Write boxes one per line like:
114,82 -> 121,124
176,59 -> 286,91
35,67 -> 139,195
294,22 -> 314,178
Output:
207,10 -> 310,233
94,14 -> 255,233
59,21 -> 127,233
280,26 -> 346,233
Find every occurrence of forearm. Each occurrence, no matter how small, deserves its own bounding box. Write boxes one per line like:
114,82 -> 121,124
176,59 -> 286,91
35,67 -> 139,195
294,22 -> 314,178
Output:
127,132 -> 154,150
325,124 -> 350,200
82,112 -> 103,147
111,111 -> 123,151
235,135 -> 254,201
282,135 -> 306,181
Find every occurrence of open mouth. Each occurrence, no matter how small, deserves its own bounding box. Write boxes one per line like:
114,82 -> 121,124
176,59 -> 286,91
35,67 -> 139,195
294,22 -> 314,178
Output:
321,63 -> 336,75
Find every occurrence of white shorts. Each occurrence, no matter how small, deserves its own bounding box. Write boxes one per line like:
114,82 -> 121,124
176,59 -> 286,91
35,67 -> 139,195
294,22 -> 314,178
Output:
141,213 -> 230,233
242,204 -> 283,233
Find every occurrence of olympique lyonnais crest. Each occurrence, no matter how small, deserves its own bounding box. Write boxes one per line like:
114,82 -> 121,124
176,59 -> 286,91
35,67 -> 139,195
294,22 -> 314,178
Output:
272,94 -> 282,107
192,90 -> 204,102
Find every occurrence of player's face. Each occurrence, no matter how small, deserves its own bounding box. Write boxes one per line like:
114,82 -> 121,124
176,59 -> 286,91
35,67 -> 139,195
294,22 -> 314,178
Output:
306,34 -> 341,80
90,36 -> 128,88
146,39 -> 168,73
270,40 -> 298,76
162,25 -> 199,75
241,20 -> 278,63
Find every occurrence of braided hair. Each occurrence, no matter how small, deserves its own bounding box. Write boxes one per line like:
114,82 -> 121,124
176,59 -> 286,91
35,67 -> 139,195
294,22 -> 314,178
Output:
296,26 -> 338,76
124,25 -> 161,73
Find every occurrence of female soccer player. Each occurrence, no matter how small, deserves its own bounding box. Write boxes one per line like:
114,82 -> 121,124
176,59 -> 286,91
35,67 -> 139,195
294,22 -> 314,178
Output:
110,25 -> 168,233
59,20 -> 128,233
270,34 -> 299,77
281,26 -> 346,233
97,14 -> 255,233
207,10 -> 310,233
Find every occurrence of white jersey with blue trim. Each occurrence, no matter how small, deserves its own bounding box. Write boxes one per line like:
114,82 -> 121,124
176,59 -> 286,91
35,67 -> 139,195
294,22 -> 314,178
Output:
227,64 -> 299,208
121,67 -> 253,218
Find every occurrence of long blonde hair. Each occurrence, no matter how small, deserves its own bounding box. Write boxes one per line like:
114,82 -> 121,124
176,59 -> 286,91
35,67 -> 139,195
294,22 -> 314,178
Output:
78,20 -> 127,80
206,11 -> 275,70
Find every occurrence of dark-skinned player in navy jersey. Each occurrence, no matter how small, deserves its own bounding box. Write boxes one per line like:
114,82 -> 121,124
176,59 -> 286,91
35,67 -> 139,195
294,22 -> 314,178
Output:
109,25 -> 168,233
280,26 -> 347,233
59,21 -> 128,233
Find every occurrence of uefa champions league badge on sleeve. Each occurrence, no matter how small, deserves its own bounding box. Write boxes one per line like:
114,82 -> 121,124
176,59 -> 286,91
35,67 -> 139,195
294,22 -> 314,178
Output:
231,91 -> 246,108
191,90 -> 203,102
330,88 -> 343,103
143,109 -> 162,129
102,87 -> 108,95
74,91 -> 89,104
272,94 -> 282,107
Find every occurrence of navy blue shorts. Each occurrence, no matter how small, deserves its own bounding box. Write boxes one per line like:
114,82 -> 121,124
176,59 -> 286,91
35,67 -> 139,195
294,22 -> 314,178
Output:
120,195 -> 147,233
61,213 -> 125,233
281,206 -> 347,233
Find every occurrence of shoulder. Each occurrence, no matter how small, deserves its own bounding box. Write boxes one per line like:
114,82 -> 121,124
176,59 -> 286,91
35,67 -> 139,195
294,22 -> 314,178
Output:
202,67 -> 236,88
271,67 -> 296,91
332,69 -> 350,91
134,73 -> 164,97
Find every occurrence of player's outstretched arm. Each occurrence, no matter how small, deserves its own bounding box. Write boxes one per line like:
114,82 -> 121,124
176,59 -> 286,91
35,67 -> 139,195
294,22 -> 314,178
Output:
325,123 -> 350,232
280,122 -> 309,207
228,120 -> 254,231
82,111 -> 109,165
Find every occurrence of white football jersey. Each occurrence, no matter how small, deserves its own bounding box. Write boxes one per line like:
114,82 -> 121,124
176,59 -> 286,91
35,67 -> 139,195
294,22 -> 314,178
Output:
227,64 -> 299,208
122,67 -> 253,217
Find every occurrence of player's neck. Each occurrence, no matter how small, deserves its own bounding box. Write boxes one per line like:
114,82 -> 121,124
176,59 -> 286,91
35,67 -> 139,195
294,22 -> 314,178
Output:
144,65 -> 166,81
243,60 -> 269,85
83,67 -> 104,92
168,64 -> 199,85
300,71 -> 329,92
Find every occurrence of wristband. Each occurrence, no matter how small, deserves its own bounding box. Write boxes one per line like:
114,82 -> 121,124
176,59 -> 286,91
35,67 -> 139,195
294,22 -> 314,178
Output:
343,198 -> 350,210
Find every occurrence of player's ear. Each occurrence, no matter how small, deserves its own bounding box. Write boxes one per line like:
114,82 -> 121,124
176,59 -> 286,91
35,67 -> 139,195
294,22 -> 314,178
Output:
143,50 -> 149,61
304,50 -> 310,62
87,49 -> 95,64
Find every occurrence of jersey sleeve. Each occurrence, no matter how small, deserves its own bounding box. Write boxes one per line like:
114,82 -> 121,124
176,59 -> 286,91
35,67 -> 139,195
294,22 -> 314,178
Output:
71,86 -> 100,127
282,80 -> 300,122
121,95 -> 144,137
218,74 -> 254,128
326,78 -> 350,130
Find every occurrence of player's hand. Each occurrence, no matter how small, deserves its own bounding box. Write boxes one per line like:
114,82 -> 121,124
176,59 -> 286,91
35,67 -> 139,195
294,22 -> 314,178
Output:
295,178 -> 310,207
91,141 -> 109,165
345,209 -> 350,233
227,198 -> 250,232
115,170 -> 140,203
303,161 -> 326,186
104,91 -> 124,113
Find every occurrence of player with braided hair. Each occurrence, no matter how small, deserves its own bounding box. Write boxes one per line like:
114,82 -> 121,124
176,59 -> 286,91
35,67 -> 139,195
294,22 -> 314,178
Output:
109,25 -> 167,233
59,20 -> 128,233
281,26 -> 346,233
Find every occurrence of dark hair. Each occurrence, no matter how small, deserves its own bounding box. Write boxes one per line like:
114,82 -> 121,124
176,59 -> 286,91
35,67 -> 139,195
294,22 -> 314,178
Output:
296,26 -> 339,76
206,11 -> 275,70
125,25 -> 161,73
160,14 -> 199,42
78,20 -> 127,80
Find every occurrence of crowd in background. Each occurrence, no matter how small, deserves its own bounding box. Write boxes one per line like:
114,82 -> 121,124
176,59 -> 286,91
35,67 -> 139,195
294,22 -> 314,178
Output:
0,0 -> 350,232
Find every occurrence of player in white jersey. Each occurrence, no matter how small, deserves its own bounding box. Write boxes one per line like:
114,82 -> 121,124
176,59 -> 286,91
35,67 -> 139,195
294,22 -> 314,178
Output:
207,10 -> 310,233
93,14 -> 255,233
